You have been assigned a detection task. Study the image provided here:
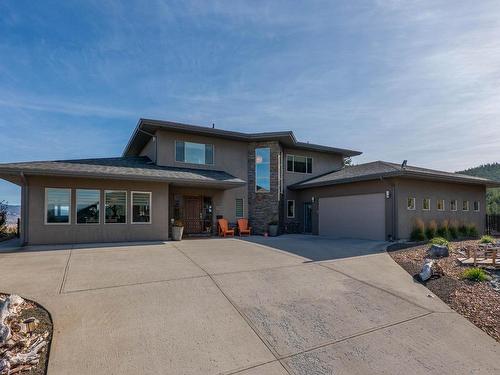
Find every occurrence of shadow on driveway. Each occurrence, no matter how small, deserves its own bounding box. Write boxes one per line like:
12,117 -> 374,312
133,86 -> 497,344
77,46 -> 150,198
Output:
241,234 -> 388,262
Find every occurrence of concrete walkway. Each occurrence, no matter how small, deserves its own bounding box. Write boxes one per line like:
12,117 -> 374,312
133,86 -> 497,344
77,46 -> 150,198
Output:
0,238 -> 498,374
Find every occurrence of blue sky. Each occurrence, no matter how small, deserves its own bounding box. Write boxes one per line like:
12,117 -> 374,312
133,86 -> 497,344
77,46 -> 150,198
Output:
1,1 -> 500,204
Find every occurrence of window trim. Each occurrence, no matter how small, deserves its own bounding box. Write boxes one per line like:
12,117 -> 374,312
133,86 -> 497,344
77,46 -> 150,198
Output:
450,199 -> 458,211
75,189 -> 101,225
104,190 -> 128,225
462,200 -> 470,212
437,199 -> 445,211
287,200 -> 296,218
407,197 -> 416,210
131,191 -> 152,224
235,198 -> 244,218
286,154 -> 313,174
422,198 -> 431,211
473,201 -> 480,212
44,188 -> 72,225
174,140 -> 215,166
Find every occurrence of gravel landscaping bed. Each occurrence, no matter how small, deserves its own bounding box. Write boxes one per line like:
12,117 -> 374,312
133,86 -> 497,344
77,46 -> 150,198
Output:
388,240 -> 500,342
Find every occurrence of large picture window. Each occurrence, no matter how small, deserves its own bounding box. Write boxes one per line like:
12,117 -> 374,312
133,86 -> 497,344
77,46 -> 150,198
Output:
287,155 -> 312,173
45,188 -> 71,224
132,192 -> 151,223
76,189 -> 100,224
105,191 -> 127,224
175,141 -> 214,165
255,147 -> 270,192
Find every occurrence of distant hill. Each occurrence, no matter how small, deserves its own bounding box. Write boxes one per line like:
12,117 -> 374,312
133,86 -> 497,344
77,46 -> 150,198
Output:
457,163 -> 500,181
458,163 -> 500,214
5,205 -> 20,225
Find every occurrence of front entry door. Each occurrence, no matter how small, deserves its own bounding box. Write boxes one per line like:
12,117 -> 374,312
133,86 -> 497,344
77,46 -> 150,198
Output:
184,196 -> 203,234
304,202 -> 313,233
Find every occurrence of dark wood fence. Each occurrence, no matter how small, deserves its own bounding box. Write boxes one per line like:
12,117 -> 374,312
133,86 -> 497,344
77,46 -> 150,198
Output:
486,215 -> 500,235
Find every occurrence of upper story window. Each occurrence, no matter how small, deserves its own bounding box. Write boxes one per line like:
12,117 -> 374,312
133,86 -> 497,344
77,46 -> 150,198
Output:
76,189 -> 100,224
45,188 -> 71,224
255,147 -> 270,192
450,199 -> 457,211
287,155 -> 312,173
473,201 -> 480,212
175,141 -> 214,165
462,200 -> 469,211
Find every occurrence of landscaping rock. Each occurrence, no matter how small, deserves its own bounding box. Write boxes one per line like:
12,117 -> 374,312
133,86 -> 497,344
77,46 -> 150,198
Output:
429,244 -> 449,258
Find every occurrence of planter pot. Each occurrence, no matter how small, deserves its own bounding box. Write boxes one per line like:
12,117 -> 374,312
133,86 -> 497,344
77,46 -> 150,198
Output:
171,226 -> 184,241
268,224 -> 279,237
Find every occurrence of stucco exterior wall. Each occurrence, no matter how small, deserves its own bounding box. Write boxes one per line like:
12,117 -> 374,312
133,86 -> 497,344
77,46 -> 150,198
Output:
395,178 -> 486,239
25,176 -> 169,245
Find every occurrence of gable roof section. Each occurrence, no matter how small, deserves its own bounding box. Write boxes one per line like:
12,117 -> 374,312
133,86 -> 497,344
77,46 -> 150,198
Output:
290,161 -> 500,189
0,156 -> 245,188
123,118 -> 362,157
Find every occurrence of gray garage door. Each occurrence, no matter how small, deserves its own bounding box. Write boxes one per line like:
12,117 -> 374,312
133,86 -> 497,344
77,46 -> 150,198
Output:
318,193 -> 386,240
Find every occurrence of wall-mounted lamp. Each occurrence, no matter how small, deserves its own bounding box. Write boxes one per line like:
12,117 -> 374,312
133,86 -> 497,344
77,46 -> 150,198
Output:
385,190 -> 391,199
311,196 -> 315,203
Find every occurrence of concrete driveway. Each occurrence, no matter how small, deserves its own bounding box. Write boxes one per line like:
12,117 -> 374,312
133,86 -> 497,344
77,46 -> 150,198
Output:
0,237 -> 499,374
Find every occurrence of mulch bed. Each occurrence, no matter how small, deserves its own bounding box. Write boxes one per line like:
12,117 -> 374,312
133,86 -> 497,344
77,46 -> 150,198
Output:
388,240 -> 500,342
0,293 -> 52,375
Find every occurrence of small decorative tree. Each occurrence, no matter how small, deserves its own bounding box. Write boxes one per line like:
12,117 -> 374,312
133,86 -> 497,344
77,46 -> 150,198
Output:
0,200 -> 8,234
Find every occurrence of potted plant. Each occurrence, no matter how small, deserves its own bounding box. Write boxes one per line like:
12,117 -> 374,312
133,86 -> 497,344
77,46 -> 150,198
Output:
171,219 -> 184,241
268,218 -> 279,237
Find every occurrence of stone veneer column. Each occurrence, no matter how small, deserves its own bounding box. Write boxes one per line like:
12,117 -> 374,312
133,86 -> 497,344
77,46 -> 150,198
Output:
247,141 -> 282,234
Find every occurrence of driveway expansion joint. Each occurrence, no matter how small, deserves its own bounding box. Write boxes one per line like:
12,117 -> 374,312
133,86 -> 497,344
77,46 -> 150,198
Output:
58,246 -> 74,294
172,243 -> 293,375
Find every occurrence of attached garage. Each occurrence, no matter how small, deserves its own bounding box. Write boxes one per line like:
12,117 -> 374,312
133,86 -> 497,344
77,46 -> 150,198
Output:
318,193 -> 386,241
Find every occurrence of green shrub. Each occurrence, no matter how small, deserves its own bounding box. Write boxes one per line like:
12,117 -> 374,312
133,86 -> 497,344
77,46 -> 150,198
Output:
480,235 -> 496,244
462,267 -> 489,282
448,226 -> 458,239
410,227 -> 425,242
458,225 -> 468,237
425,227 -> 435,240
436,226 -> 449,239
430,237 -> 449,248
468,225 -> 479,238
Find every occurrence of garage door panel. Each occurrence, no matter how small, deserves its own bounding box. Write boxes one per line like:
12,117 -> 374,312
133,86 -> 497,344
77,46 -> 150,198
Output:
319,193 -> 385,240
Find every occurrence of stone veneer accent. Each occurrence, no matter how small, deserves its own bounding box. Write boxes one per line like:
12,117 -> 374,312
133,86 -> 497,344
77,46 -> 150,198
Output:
247,141 -> 282,234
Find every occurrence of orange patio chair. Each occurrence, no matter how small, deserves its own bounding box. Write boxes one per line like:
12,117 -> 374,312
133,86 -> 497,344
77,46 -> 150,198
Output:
237,219 -> 251,236
218,218 -> 235,237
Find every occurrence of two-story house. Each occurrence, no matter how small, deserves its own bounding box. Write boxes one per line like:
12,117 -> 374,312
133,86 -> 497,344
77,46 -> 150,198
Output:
0,118 -> 497,245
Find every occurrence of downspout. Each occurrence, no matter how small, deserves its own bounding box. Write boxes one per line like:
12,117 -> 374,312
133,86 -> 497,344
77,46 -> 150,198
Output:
19,172 -> 29,246
138,127 -> 158,164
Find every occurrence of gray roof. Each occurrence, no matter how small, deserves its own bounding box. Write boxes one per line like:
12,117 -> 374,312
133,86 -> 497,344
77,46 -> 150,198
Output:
290,161 -> 500,189
0,156 -> 246,188
123,118 -> 362,157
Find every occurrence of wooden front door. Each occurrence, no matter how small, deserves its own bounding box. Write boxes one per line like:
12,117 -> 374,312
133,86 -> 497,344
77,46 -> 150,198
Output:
184,196 -> 203,234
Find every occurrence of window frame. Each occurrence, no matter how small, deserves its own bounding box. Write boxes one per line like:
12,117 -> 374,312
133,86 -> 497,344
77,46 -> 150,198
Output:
437,199 -> 445,211
286,154 -> 313,174
131,191 -> 152,224
104,190 -> 128,224
407,197 -> 416,210
287,200 -> 295,218
473,201 -> 480,212
450,199 -> 458,211
462,200 -> 470,212
175,140 -> 215,165
44,188 -> 72,225
422,198 -> 431,211
255,147 -> 271,193
235,198 -> 244,218
75,189 -> 101,225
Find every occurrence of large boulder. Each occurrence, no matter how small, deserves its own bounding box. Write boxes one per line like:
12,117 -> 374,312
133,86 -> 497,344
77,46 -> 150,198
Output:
429,244 -> 449,258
